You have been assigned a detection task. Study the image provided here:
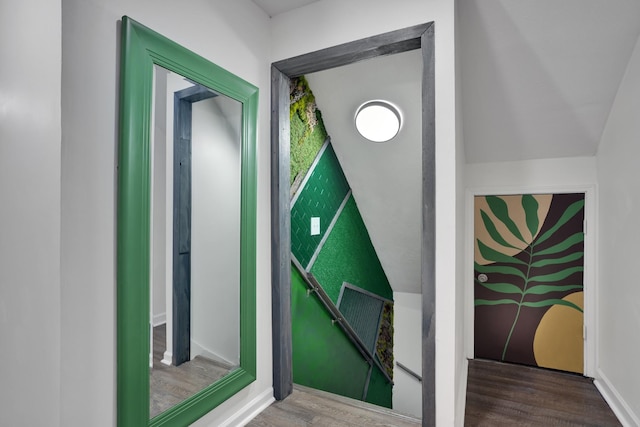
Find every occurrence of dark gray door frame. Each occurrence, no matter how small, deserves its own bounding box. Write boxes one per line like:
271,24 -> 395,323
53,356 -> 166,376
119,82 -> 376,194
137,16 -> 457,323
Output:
172,85 -> 218,366
270,23 -> 435,426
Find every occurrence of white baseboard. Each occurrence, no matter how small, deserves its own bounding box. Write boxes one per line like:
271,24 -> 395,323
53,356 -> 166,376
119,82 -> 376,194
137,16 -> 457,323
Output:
191,339 -> 235,368
595,368 -> 640,427
455,358 -> 469,427
153,312 -> 166,327
161,351 -> 172,366
218,387 -> 275,427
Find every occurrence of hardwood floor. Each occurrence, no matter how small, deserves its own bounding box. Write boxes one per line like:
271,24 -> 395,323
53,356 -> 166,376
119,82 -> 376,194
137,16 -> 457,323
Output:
149,324 -> 233,418
247,385 -> 421,427
247,360 -> 620,426
465,359 -> 621,426
247,360 -> 621,427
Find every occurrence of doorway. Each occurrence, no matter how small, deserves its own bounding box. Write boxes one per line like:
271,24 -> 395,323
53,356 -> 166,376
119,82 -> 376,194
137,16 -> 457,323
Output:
473,192 -> 588,374
270,23 -> 436,425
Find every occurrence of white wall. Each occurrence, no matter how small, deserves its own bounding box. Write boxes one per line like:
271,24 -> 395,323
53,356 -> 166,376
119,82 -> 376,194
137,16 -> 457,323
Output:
595,31 -> 640,426
191,96 -> 241,366
465,157 -> 598,189
0,1 -> 61,426
271,1 -> 460,424
454,1 -> 468,423
153,70 -> 194,365
60,1 -> 273,426
465,156 -> 597,191
393,292 -> 422,418
152,67 -> 168,327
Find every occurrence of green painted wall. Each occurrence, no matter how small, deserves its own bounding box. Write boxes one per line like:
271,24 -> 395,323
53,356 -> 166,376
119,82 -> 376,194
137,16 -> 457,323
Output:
291,268 -> 370,399
291,267 -> 392,406
310,195 -> 393,304
365,362 -> 393,408
290,144 -> 349,268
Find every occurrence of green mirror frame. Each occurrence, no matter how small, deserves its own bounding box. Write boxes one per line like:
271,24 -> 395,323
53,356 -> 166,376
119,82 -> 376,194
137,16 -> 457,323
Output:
117,16 -> 257,427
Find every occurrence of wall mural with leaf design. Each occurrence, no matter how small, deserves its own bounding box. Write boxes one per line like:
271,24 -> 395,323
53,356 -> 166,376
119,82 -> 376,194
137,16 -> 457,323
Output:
474,193 -> 585,374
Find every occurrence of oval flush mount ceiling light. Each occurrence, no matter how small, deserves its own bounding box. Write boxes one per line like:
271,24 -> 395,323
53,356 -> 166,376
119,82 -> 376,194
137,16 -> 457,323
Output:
355,100 -> 402,143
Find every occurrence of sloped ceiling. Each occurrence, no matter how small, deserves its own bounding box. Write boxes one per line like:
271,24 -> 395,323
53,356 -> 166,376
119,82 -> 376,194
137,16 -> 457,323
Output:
460,0 -> 640,163
251,0 -> 320,17
307,50 -> 423,295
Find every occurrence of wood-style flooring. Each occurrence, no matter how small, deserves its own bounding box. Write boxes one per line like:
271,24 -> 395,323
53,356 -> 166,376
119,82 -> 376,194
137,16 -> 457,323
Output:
465,359 -> 621,426
149,324 -> 232,418
247,385 -> 421,427
248,360 -> 621,426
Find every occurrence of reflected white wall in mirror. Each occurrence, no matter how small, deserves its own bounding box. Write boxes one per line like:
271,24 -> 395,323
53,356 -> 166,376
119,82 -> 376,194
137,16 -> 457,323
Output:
149,65 -> 241,419
191,92 -> 241,367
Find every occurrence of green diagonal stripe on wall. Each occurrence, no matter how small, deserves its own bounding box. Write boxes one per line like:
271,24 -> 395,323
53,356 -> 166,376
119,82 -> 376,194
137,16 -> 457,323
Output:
291,144 -> 350,267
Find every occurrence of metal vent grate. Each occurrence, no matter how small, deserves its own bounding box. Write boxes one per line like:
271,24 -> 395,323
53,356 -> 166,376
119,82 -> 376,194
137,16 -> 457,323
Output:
337,283 -> 386,355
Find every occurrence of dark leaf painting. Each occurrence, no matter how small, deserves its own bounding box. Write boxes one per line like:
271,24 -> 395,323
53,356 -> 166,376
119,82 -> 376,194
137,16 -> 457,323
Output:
474,193 -> 585,373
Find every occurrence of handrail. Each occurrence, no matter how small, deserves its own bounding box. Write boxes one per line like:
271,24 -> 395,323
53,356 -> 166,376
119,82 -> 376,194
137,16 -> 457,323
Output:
396,361 -> 422,382
291,256 -> 393,385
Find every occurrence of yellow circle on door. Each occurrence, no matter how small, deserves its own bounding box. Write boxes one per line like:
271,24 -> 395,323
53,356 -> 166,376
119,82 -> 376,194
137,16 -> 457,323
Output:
533,291 -> 584,374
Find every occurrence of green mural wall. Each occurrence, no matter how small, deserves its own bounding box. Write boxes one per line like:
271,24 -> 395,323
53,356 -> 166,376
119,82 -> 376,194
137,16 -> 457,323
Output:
474,193 -> 585,374
365,362 -> 393,408
289,76 -> 394,407
290,144 -> 349,268
292,268 -> 373,399
310,195 -> 393,304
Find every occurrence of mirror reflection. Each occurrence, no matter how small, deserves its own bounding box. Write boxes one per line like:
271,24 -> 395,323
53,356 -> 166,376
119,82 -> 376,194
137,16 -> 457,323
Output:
149,65 -> 241,419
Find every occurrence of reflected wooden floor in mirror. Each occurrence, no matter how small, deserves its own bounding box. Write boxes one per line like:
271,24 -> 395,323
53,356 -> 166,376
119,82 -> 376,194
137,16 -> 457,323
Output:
150,324 -> 233,418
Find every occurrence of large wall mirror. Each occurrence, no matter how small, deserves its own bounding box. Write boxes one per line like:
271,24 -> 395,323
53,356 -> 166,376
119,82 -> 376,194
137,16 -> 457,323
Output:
117,16 -> 257,427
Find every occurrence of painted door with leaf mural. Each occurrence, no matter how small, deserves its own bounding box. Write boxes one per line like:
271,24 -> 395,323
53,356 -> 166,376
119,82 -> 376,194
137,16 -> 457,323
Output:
474,193 -> 585,374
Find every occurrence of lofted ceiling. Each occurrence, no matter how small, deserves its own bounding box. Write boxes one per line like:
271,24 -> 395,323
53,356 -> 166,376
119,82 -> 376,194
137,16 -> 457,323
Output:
251,0 -> 320,18
307,50 -> 423,295
259,0 -> 640,294
460,0 -> 640,163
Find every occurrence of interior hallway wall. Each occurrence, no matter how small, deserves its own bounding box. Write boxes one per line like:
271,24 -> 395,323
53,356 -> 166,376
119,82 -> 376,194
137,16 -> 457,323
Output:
0,1 -> 62,426
271,1 -> 462,424
60,1 -> 272,425
191,96 -> 241,365
596,30 -> 640,426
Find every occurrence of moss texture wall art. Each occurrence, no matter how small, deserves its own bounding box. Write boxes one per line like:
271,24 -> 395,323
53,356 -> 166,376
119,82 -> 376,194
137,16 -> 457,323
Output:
289,76 -> 328,190
474,193 -> 585,374
290,144 -> 349,268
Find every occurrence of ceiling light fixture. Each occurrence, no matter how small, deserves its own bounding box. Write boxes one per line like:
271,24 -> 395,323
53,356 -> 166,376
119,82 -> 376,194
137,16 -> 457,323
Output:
354,100 -> 402,143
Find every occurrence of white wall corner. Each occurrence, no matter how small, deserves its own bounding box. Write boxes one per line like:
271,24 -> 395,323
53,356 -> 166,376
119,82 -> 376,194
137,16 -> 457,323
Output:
161,351 -> 173,366
595,369 -> 640,427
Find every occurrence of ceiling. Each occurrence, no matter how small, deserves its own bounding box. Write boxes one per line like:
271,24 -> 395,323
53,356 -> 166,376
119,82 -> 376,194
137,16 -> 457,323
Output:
251,0 -> 320,17
307,50 -> 423,295
260,0 -> 640,294
460,0 -> 640,163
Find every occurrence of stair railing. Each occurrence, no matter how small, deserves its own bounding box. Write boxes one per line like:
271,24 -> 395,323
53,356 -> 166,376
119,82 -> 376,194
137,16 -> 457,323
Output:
396,361 -> 422,382
291,255 -> 393,387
